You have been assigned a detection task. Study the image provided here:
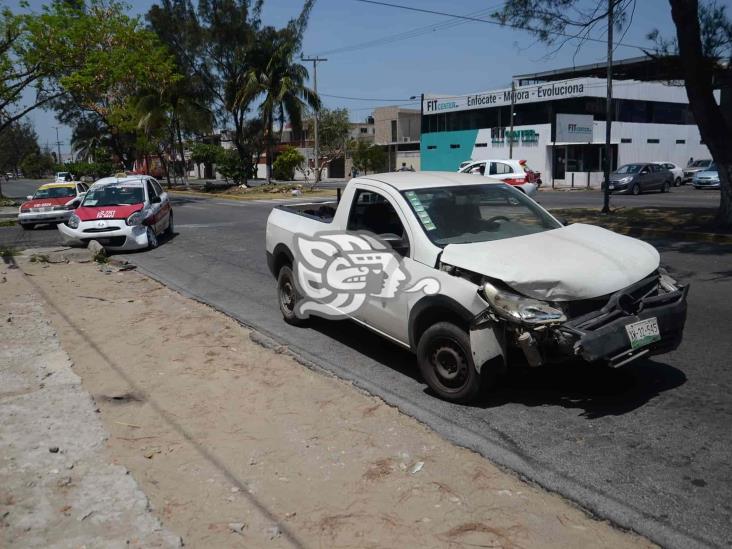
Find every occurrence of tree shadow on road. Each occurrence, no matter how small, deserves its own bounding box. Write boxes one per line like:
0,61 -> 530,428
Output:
478,356 -> 687,420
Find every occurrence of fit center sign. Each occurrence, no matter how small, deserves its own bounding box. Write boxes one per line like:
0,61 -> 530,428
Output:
555,114 -> 594,143
423,78 -> 589,114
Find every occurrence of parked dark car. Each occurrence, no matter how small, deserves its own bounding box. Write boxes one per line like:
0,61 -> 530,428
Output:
604,163 -> 673,195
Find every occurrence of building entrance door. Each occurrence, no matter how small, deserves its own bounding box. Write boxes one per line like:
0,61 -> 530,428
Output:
552,145 -> 567,183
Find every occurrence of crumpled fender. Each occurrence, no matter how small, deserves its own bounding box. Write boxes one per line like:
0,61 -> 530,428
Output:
469,323 -> 504,373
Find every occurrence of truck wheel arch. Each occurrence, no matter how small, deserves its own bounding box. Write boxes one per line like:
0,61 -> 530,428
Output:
269,243 -> 294,278
409,295 -> 474,351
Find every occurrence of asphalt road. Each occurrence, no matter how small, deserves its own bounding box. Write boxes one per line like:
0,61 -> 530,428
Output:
1,186 -> 730,548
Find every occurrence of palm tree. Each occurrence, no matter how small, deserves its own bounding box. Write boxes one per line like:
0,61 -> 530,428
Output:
238,2 -> 319,182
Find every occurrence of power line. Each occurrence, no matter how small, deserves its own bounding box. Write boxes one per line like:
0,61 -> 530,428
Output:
319,93 -> 415,101
353,0 -> 647,51
315,4 -> 506,57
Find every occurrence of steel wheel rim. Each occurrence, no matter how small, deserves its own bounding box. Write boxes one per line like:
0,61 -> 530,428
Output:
430,338 -> 469,390
280,279 -> 295,313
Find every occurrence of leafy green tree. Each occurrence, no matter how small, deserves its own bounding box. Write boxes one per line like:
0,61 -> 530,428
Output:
365,144 -> 387,174
272,146 -> 305,180
493,0 -> 732,227
25,0 -> 181,166
147,0 -> 315,185
314,108 -> 350,182
190,143 -> 221,178
216,148 -> 251,185
0,121 -> 40,175
239,3 -> 319,181
20,151 -> 54,179
0,8 -> 63,132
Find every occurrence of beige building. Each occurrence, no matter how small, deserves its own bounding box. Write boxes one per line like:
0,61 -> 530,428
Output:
373,106 -> 421,171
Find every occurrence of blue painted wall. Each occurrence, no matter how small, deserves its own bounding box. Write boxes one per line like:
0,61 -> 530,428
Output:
420,130 -> 478,171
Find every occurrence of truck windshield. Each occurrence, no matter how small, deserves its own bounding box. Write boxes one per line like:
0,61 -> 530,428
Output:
402,184 -> 561,246
82,183 -> 144,207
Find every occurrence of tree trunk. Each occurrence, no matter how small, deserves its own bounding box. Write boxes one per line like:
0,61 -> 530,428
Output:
670,0 -> 732,229
158,152 -> 171,188
232,117 -> 249,187
266,110 -> 273,183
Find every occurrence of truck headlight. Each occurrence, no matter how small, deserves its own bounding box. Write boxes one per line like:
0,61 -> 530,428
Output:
126,211 -> 143,226
480,282 -> 566,325
68,213 -> 80,229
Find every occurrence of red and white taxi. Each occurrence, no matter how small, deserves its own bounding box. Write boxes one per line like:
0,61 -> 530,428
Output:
458,159 -> 539,197
18,182 -> 88,229
58,175 -> 173,251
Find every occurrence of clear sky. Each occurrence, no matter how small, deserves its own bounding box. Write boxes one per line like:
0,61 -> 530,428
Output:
9,0 -> 679,158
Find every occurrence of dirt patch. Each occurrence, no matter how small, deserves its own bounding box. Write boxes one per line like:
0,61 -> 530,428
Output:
16,258 -> 656,549
173,185 -> 336,202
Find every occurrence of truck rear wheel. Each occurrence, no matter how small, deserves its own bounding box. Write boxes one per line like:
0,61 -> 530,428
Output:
277,265 -> 307,326
417,322 -> 482,403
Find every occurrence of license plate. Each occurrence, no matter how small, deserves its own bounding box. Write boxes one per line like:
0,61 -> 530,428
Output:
625,318 -> 661,349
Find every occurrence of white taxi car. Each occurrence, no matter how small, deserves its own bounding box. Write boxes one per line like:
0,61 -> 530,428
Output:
58,175 -> 173,251
18,181 -> 88,229
458,159 -> 539,196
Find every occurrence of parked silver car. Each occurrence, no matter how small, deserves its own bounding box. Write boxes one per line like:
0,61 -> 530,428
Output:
683,159 -> 713,182
604,163 -> 673,195
692,163 -> 720,189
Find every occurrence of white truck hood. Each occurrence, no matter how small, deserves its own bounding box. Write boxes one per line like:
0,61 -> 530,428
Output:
440,223 -> 659,301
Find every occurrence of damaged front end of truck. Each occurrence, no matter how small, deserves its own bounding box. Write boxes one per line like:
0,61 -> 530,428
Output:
469,269 -> 688,369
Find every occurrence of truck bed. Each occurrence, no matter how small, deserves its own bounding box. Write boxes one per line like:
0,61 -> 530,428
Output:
277,200 -> 338,223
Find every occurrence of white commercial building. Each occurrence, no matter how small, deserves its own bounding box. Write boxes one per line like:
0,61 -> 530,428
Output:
421,62 -> 718,188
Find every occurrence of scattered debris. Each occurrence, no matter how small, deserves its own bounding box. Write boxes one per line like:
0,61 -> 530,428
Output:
49,446 -> 60,453
87,240 -> 107,263
267,525 -> 282,540
114,421 -> 142,429
57,476 -> 72,487
102,392 -> 144,404
228,522 -> 246,534
143,447 -> 161,459
410,461 -> 424,475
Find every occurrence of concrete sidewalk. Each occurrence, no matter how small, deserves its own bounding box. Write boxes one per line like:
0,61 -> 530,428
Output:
0,259 -> 181,548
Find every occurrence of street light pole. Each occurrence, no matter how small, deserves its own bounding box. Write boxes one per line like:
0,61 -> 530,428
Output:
302,55 -> 327,183
53,126 -> 62,165
509,80 -> 516,159
602,0 -> 614,214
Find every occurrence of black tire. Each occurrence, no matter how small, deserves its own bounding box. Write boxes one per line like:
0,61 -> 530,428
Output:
417,322 -> 482,403
631,184 -> 641,196
165,211 -> 174,235
674,177 -> 681,187
277,265 -> 307,326
20,223 -> 34,230
146,226 -> 158,249
661,181 -> 670,193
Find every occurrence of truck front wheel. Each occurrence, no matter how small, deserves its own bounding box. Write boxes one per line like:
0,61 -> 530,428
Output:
417,322 -> 482,403
277,265 -> 307,326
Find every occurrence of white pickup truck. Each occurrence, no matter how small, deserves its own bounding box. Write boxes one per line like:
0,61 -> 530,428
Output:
266,172 -> 688,403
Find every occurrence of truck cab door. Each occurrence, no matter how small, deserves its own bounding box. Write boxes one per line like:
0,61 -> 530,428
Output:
344,185 -> 416,345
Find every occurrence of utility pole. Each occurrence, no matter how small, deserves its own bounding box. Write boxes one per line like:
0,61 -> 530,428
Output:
508,80 -> 516,159
601,0 -> 614,214
53,126 -> 63,165
301,55 -> 327,183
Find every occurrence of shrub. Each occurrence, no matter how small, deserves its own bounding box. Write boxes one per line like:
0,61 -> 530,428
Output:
272,146 -> 305,181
